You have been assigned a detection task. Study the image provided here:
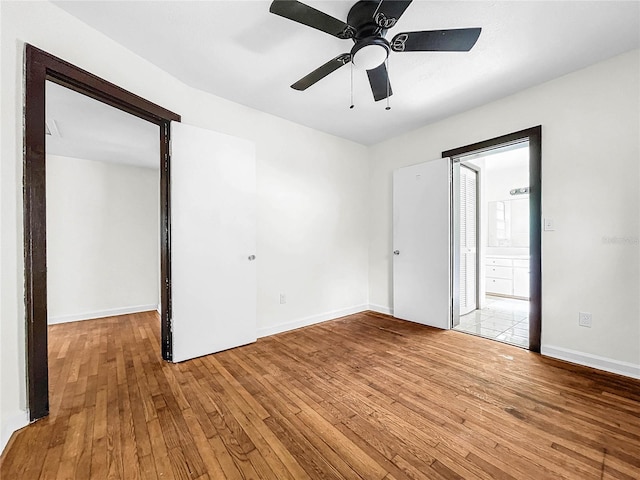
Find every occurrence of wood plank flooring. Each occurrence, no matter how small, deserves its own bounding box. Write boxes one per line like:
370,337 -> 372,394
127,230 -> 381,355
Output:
2,310 -> 639,479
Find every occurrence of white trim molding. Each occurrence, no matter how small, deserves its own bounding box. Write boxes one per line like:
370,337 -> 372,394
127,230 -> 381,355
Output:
258,304 -> 370,338
48,304 -> 159,325
541,344 -> 640,380
1,410 -> 29,456
368,304 -> 394,316
257,304 -> 400,339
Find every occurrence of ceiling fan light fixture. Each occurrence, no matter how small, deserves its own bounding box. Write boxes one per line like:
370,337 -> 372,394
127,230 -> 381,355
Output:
351,37 -> 389,70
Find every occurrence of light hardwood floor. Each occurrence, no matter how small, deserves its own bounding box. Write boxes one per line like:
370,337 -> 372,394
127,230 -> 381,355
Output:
1,310 -> 639,479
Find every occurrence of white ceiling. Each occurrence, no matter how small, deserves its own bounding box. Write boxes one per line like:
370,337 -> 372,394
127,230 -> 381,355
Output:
52,0 -> 639,145
46,80 -> 160,168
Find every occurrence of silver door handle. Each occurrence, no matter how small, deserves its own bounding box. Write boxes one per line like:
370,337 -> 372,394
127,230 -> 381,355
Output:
393,250 -> 400,255
248,255 -> 256,261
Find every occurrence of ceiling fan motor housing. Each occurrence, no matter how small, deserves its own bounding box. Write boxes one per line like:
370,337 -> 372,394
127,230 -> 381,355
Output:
347,0 -> 392,39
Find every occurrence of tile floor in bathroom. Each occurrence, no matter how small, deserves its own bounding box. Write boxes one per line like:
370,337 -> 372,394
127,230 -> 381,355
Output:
454,295 -> 530,348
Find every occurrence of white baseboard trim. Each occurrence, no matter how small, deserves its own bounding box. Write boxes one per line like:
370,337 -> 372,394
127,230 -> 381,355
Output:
258,304 -> 370,338
541,345 -> 640,379
368,304 -> 394,316
1,410 -> 29,456
48,304 -> 159,325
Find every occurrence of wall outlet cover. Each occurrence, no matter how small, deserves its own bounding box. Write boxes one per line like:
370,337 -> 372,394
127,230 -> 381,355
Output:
578,312 -> 592,327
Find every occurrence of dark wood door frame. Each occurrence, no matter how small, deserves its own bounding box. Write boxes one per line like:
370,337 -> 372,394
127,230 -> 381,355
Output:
443,126 -> 542,353
24,44 -> 180,421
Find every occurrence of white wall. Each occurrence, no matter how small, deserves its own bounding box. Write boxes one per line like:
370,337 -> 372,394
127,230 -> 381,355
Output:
46,155 -> 160,323
1,1 -> 369,452
368,49 -> 640,377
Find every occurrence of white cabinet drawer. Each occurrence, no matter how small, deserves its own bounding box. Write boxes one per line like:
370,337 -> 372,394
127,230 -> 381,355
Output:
513,259 -> 529,268
486,265 -> 512,279
486,277 -> 513,296
486,257 -> 512,267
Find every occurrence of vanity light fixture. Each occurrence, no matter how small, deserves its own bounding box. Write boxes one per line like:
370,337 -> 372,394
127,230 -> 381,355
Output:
510,187 -> 529,196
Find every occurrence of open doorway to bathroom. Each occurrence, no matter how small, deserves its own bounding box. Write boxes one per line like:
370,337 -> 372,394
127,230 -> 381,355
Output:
453,143 -> 530,347
445,127 -> 541,352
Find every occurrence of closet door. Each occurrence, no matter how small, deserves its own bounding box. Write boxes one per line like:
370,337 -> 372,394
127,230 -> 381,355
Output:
459,165 -> 478,315
392,158 -> 451,329
170,122 -> 256,362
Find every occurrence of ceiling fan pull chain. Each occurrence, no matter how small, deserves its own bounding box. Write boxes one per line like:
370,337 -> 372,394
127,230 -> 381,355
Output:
385,56 -> 391,111
350,59 -> 355,109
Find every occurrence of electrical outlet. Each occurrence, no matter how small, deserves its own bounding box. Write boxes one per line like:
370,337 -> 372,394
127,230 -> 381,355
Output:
578,312 -> 592,327
279,293 -> 286,305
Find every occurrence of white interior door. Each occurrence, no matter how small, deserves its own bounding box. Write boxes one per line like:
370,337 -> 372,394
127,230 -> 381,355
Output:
459,164 -> 478,315
171,122 -> 257,362
393,158 -> 451,329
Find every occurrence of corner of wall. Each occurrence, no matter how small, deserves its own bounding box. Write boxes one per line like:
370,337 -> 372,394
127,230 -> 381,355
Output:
368,304 -> 393,316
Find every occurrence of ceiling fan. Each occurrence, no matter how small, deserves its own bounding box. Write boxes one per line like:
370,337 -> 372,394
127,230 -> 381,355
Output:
269,0 -> 482,103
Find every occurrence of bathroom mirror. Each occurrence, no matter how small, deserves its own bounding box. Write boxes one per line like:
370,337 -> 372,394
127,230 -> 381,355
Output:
488,198 -> 529,247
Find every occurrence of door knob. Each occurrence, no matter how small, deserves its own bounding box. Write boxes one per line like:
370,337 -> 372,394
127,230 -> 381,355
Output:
393,250 -> 400,255
248,255 -> 256,261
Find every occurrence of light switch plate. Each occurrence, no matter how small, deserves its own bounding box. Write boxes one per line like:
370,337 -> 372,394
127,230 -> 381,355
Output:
544,218 -> 555,231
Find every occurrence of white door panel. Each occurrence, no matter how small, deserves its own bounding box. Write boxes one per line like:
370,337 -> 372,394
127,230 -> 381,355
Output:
171,122 -> 257,362
393,158 -> 451,329
459,165 -> 478,315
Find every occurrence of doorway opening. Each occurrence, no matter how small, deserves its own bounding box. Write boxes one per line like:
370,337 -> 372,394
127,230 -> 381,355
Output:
444,127 -> 541,352
24,45 -> 180,421
45,77 -> 161,340
44,80 -> 162,429
453,142 -> 531,348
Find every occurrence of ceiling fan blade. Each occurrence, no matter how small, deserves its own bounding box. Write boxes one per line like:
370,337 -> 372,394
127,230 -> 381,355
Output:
374,0 -> 413,28
291,54 -> 351,91
367,63 -> 393,102
391,28 -> 482,52
270,0 -> 355,39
